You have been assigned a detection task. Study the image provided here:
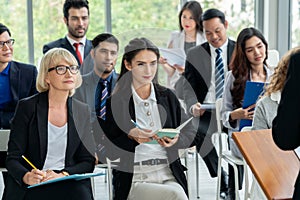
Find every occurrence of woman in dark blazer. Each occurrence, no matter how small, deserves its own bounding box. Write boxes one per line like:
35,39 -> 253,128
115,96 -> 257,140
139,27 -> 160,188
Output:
101,38 -> 195,200
5,48 -> 95,200
272,51 -> 300,200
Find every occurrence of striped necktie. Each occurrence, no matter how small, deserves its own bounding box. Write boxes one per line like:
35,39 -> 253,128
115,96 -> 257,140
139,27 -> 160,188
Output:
73,43 -> 83,64
95,80 -> 108,120
215,48 -> 225,99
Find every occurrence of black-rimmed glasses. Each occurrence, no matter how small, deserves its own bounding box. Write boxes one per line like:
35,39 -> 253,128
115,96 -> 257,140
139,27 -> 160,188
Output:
0,39 -> 15,49
48,65 -> 79,75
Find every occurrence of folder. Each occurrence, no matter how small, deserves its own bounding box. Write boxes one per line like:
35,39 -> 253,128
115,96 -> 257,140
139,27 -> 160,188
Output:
147,117 -> 193,144
28,172 -> 105,188
239,81 -> 265,130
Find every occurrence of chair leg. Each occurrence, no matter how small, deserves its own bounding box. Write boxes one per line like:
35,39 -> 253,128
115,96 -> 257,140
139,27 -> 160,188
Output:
216,156 -> 222,200
243,163 -> 249,200
232,164 -> 240,199
196,153 -> 200,198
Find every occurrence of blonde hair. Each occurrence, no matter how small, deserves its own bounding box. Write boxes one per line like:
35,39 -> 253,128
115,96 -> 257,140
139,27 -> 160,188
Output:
265,46 -> 300,96
36,48 -> 82,96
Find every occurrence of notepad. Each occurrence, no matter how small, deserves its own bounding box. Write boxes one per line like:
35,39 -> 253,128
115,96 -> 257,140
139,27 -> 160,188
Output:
27,172 -> 105,188
147,117 -> 193,144
239,81 -> 265,130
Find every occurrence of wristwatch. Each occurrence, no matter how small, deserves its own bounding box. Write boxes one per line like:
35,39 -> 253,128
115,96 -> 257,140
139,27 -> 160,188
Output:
61,171 -> 69,176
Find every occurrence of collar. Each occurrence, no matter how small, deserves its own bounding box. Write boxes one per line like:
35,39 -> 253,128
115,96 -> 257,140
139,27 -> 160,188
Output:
98,71 -> 113,84
131,83 -> 157,105
66,35 -> 86,46
209,38 -> 229,55
0,62 -> 11,75
270,91 -> 281,104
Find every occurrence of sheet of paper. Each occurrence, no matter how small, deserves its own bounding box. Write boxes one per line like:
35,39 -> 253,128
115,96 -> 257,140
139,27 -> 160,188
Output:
159,48 -> 186,66
28,172 -> 105,188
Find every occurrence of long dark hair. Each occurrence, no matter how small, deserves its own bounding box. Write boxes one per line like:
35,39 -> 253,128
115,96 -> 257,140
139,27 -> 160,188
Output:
230,27 -> 268,108
178,1 -> 203,33
113,37 -> 160,94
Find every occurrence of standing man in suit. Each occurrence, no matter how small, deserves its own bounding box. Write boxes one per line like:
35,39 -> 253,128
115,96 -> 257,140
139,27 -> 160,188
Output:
43,0 -> 93,74
73,33 -> 119,162
0,23 -> 37,199
272,51 -> 300,200
183,8 -> 235,199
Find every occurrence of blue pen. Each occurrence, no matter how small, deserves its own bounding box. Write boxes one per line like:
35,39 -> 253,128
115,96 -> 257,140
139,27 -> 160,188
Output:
130,119 -> 142,129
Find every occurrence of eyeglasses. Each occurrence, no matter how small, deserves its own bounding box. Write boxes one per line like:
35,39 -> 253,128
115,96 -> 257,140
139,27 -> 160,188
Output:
48,65 -> 79,75
0,39 -> 15,49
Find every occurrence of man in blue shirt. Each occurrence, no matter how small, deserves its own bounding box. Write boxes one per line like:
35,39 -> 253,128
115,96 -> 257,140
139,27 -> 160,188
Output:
0,23 -> 37,129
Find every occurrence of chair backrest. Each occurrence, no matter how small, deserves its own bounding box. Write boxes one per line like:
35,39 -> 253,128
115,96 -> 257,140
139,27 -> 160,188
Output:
215,98 -> 223,133
0,129 -> 10,151
267,49 -> 280,69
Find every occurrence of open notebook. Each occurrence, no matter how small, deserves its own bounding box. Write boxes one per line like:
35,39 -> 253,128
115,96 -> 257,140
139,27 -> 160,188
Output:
147,117 -> 193,144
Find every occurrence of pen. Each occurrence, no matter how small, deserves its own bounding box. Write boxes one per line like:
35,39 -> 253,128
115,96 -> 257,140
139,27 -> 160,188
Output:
130,119 -> 143,129
22,155 -> 37,170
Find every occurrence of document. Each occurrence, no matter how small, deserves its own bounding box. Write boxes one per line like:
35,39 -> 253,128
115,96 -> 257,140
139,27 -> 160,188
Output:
239,81 -> 266,130
295,147 -> 300,160
159,48 -> 186,66
28,172 -> 105,188
200,104 -> 216,110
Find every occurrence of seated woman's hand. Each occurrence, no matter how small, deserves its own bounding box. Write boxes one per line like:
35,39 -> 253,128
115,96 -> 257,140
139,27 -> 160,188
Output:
192,102 -> 206,117
128,127 -> 153,143
231,104 -> 255,120
156,135 -> 179,147
22,169 -> 46,185
159,56 -> 168,65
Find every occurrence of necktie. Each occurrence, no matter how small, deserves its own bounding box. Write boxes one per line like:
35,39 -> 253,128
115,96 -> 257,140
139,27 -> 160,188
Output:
215,48 -> 225,99
73,43 -> 83,64
95,80 -> 108,120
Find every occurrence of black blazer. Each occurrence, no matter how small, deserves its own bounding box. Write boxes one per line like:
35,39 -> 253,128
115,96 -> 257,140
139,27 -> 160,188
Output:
102,83 -> 196,200
42,37 -> 92,68
183,39 -> 236,109
0,61 -> 37,129
5,92 -> 95,200
272,52 -> 300,199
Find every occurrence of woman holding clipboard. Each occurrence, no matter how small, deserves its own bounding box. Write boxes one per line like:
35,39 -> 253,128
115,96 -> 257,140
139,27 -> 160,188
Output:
5,48 -> 95,200
101,38 -> 195,200
220,27 -> 273,199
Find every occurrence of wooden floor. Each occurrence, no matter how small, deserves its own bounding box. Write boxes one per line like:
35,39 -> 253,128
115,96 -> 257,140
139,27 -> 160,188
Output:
0,153 -> 249,200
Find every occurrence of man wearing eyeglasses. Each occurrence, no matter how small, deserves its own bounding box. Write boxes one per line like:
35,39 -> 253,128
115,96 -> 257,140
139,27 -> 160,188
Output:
0,23 -> 38,129
42,0 -> 93,75
0,23 -> 37,198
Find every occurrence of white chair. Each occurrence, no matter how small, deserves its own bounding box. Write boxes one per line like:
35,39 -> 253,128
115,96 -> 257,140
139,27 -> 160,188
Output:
0,129 -> 10,172
213,98 -> 249,200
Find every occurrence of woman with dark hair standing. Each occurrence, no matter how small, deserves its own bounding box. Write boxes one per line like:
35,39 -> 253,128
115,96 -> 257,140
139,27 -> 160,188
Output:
102,38 -> 195,200
161,1 -> 206,89
221,27 -> 273,199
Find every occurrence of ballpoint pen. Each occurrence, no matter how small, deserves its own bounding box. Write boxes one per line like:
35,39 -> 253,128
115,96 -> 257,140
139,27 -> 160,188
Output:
130,119 -> 142,129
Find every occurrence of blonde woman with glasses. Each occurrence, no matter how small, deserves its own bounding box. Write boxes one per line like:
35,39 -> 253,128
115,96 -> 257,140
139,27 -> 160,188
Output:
5,48 -> 95,200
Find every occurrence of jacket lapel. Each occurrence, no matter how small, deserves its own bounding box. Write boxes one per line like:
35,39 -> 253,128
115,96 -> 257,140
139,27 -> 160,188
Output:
36,92 -> 49,163
9,62 -> 19,102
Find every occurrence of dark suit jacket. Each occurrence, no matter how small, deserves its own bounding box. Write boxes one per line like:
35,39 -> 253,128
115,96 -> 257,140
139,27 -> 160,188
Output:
272,52 -> 300,200
42,37 -> 93,74
102,83 -> 196,200
5,92 -> 95,200
0,61 -> 37,129
183,39 -> 236,110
